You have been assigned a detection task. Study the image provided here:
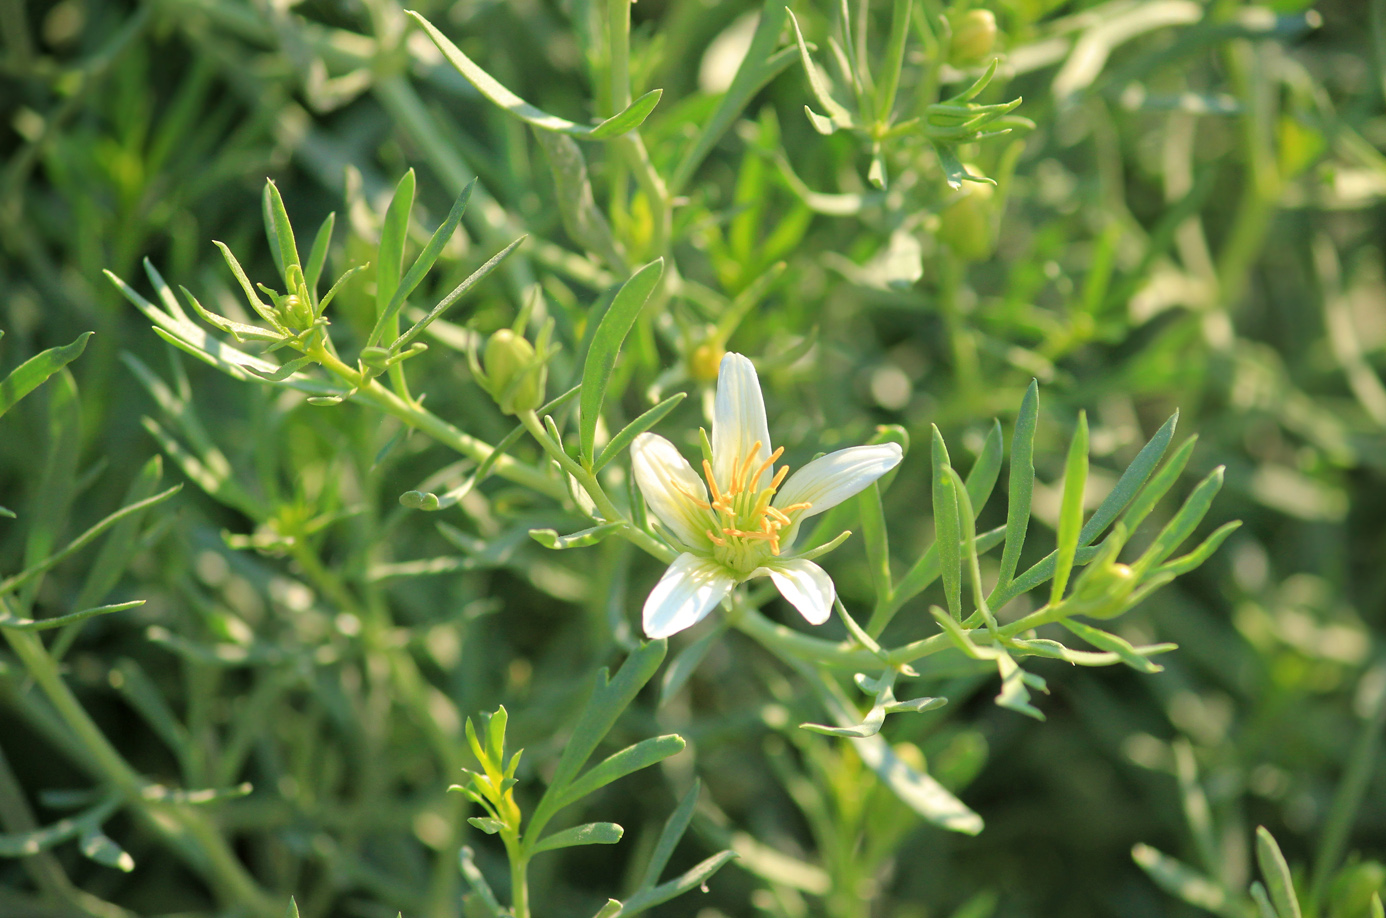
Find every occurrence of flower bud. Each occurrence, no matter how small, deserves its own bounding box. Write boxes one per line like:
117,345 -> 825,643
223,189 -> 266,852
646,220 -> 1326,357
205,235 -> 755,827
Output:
281,293 -> 314,331
939,177 -> 995,262
688,340 -> 725,384
483,328 -> 545,414
947,9 -> 997,66
359,346 -> 391,372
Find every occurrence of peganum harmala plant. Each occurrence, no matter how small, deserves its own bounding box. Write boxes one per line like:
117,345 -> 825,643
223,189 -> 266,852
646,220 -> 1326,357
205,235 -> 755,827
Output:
101,158 -> 1236,913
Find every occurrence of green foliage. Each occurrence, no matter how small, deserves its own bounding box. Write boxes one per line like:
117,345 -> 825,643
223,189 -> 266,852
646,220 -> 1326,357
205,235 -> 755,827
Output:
2,0 -> 1383,916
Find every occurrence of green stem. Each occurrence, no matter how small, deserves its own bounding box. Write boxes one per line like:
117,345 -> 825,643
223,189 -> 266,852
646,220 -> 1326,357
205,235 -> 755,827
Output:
311,346 -> 566,501
606,0 -> 631,112
2,627 -> 278,917
517,410 -> 677,564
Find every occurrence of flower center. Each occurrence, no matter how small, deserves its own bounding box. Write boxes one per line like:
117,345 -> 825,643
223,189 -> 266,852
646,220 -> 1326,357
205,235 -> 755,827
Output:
677,440 -> 812,575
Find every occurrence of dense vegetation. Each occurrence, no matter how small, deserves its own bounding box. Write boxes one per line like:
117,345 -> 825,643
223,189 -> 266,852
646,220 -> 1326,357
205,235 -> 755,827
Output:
1,1 -> 1384,916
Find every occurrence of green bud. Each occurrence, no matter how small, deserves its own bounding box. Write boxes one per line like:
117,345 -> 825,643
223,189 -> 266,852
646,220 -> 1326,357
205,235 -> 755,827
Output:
947,9 -> 997,66
281,293 -> 314,330
359,346 -> 391,371
483,328 -> 545,414
939,177 -> 995,262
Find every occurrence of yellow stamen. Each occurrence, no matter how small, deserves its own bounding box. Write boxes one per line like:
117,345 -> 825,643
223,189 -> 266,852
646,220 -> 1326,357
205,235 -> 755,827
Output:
702,459 -> 724,505
750,445 -> 784,492
766,506 -> 793,525
671,481 -> 712,510
706,529 -> 727,546
778,501 -> 812,514
770,465 -> 790,491
736,443 -> 763,494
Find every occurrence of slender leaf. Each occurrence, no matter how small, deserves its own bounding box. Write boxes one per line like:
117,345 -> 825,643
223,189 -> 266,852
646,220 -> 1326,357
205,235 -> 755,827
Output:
262,180 -> 300,282
0,600 -> 144,632
1051,411 -> 1089,606
1256,827 -> 1303,918
931,426 -> 962,620
370,179 -> 474,348
1132,844 -> 1240,917
0,332 -> 92,419
556,735 -> 686,810
397,237 -> 525,350
530,522 -> 624,550
580,259 -> 663,466
595,392 -> 686,472
410,12 -> 661,137
619,851 -> 739,916
998,381 -> 1038,589
638,779 -> 701,891
531,822 -> 624,854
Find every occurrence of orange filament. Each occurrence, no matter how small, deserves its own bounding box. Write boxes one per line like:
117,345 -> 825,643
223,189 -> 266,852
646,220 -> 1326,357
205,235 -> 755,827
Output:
684,439 -> 816,565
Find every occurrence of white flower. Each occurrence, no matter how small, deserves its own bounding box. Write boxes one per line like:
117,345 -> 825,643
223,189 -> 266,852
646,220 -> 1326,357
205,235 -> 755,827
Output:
632,353 -> 903,638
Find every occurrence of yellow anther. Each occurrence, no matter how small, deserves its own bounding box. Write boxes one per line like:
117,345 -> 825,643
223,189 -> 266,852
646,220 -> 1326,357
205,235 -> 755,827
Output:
769,465 -> 790,491
702,459 -> 724,505
737,443 -> 763,493
671,481 -> 712,510
750,445 -> 784,493
706,529 -> 727,546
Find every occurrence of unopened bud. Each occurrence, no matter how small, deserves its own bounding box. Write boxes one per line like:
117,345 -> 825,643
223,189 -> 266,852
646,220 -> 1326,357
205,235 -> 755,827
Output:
483,328 -> 545,414
688,340 -> 725,383
359,346 -> 391,371
281,293 -> 314,330
947,9 -> 997,66
939,177 -> 995,261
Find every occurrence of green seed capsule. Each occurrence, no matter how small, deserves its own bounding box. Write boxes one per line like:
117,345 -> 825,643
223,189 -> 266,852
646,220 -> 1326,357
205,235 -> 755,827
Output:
939,177 -> 995,262
483,328 -> 545,414
282,294 -> 314,330
948,9 -> 997,66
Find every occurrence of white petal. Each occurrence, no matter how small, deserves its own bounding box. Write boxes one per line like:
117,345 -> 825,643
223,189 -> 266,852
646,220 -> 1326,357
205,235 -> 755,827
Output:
632,433 -> 713,548
775,442 -> 903,520
712,353 -> 773,491
755,558 -> 835,625
643,553 -> 737,638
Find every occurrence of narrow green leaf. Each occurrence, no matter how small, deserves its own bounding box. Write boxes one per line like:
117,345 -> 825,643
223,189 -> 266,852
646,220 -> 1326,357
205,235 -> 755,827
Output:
286,897 -> 301,918
467,816 -> 504,835
534,130 -> 626,271
262,180 -> 300,283
374,169 -> 415,340
874,0 -> 912,123
807,668 -> 983,834
212,241 -> 275,323
580,259 -> 663,467
1131,844 -> 1239,916
1051,411 -> 1089,606
1060,620 -> 1164,674
786,9 -> 854,130
595,392 -> 687,472
532,822 -> 624,854
619,851 -> 739,916
931,426 -> 962,620
304,212 -> 335,298
531,640 -> 667,839
79,827 -> 134,872
1252,883 -> 1281,918
370,179 -> 474,348
0,332 -> 92,419
459,847 -> 507,918
409,12 -> 659,138
1256,827 -> 1303,918
530,522 -> 624,550
396,237 -> 525,350
591,899 -> 622,918
997,384 -> 1038,590
669,0 -> 796,194
859,482 -> 891,604
638,779 -> 701,890
1154,520 -> 1240,577
589,88 -> 663,138
1132,467 -> 1226,576
995,651 -> 1047,721
1370,892 -> 1383,918
0,486 -> 182,596
1080,412 -> 1179,545
0,599 -> 143,632
556,735 -> 686,810
0,798 -> 120,856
